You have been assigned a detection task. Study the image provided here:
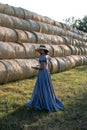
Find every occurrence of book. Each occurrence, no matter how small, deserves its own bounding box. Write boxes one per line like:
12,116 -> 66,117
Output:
31,66 -> 40,69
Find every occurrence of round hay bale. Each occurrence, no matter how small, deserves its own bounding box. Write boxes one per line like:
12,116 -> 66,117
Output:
61,57 -> 72,70
0,60 -> 24,83
67,31 -> 81,40
75,47 -> 81,55
31,12 -> 41,21
57,27 -> 66,36
4,27 -> 18,42
0,42 -> 15,59
56,57 -> 66,72
1,27 -> 16,42
51,35 -> 65,44
50,58 -> 59,73
80,56 -> 87,65
0,61 -> 7,84
54,21 -> 62,28
39,22 -> 52,34
52,45 -> 63,57
28,19 -> 40,32
15,59 -> 38,77
83,56 -> 87,65
23,9 -> 33,19
9,42 -> 26,59
63,36 -> 72,45
66,56 -> 76,68
79,47 -> 86,55
73,39 -> 83,47
33,32 -> 51,44
21,43 -> 36,58
43,16 -> 55,25
82,41 -> 87,47
31,44 -> 40,57
68,45 -> 77,55
15,30 -> 29,43
0,27 -> 5,41
25,31 -> 37,43
13,7 -> 25,18
39,22 -> 49,33
71,55 -> 82,66
59,45 -> 71,56
0,14 -> 14,28
85,48 -> 87,54
11,16 -> 31,31
0,3 -> 15,15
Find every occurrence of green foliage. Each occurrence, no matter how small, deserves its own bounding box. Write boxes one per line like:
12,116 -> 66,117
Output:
0,66 -> 87,130
63,16 -> 87,32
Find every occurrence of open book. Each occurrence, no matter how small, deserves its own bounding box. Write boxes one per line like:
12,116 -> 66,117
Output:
31,65 -> 40,69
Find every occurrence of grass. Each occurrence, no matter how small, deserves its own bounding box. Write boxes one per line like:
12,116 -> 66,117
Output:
0,65 -> 87,130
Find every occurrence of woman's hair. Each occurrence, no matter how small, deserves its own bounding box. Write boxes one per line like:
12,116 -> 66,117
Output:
44,50 -> 49,55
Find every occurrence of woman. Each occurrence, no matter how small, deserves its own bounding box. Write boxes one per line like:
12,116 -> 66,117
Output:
25,44 -> 64,112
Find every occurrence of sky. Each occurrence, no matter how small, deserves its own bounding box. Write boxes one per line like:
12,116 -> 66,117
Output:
0,0 -> 87,22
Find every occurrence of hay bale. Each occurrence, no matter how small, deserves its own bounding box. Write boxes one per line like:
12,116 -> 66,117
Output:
63,36 -> 72,45
15,59 -> 38,77
0,14 -> 13,28
50,58 -> 59,73
0,3 -> 15,15
56,57 -> 66,72
15,30 -> 29,43
59,45 -> 71,56
0,27 -> 5,41
51,35 -> 65,44
11,16 -> 31,31
0,42 -> 15,59
61,57 -> 72,70
0,61 -> 7,84
33,32 -> 51,44
23,9 -> 33,19
25,31 -> 37,43
71,55 -> 82,66
13,7 -> 25,18
66,56 -> 76,68
21,43 -> 36,58
52,45 -> 63,57
68,45 -> 77,55
39,22 -> 52,34
28,19 -> 40,32
9,42 -> 26,58
0,60 -> 24,83
0,27 -> 18,42
79,47 -> 86,55
43,16 -> 55,25
31,12 -> 42,21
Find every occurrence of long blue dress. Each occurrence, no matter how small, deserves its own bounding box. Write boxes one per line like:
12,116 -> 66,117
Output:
25,54 -> 64,112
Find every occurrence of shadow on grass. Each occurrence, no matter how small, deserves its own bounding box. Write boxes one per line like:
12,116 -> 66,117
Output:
75,65 -> 87,72
0,91 -> 87,130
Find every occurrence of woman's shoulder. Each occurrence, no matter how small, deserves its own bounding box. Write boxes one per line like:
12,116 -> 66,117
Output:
46,55 -> 51,61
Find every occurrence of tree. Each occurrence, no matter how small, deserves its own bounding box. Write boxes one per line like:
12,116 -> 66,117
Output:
63,16 -> 87,32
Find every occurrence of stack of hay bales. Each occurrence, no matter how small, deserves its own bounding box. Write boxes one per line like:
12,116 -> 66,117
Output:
0,3 -> 87,84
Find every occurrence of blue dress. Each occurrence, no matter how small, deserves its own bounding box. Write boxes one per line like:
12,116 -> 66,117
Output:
25,54 -> 64,112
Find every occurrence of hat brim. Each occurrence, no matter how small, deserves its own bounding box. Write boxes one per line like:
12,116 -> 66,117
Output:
36,47 -> 49,52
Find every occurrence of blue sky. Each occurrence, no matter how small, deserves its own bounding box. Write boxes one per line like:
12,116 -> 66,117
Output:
0,0 -> 87,22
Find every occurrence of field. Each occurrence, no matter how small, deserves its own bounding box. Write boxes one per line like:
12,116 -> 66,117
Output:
0,65 -> 87,130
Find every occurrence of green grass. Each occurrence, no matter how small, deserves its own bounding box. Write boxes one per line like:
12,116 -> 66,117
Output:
0,65 -> 87,130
